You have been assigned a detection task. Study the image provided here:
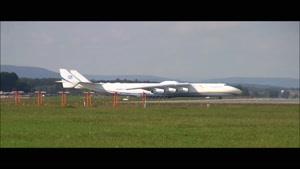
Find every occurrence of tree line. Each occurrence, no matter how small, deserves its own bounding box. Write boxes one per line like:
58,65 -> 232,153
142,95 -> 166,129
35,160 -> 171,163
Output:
0,72 -> 62,93
0,72 -> 296,98
0,72 -> 157,94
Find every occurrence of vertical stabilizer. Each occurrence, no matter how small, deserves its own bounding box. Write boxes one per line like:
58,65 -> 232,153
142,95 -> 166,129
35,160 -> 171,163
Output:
70,70 -> 91,83
59,68 -> 80,85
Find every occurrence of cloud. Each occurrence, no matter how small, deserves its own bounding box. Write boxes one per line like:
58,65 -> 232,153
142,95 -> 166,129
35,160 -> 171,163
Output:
1,22 -> 298,79
31,32 -> 54,45
110,28 -> 131,42
171,22 -> 241,34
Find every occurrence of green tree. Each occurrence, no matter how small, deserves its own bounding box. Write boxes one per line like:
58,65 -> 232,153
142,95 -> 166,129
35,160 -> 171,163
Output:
16,81 -> 31,92
0,72 -> 19,91
269,89 -> 279,98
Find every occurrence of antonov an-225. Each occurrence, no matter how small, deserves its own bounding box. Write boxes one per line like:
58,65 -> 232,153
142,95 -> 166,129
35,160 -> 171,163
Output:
58,69 -> 242,97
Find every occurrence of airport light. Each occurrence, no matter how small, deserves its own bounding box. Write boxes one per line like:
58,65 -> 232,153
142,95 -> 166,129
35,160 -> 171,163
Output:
58,91 -> 70,107
113,92 -> 119,108
141,92 -> 147,108
12,91 -> 24,105
35,91 -> 46,106
83,92 -> 94,107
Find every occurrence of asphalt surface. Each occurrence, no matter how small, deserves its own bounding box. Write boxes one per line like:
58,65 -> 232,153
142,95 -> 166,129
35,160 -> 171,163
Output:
142,98 -> 300,104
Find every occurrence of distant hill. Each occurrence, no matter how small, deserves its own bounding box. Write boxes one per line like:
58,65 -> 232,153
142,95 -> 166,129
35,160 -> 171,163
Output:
203,77 -> 299,88
1,65 -> 299,88
1,65 -> 59,78
0,65 -> 173,82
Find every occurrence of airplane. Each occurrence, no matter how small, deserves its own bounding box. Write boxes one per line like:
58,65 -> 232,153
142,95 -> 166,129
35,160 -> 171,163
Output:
58,69 -> 242,98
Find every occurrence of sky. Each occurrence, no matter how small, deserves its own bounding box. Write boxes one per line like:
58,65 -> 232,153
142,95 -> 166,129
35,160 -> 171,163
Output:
1,21 -> 299,81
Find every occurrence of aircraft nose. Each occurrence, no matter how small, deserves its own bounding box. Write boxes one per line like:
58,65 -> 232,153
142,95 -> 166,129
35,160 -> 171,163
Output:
232,87 -> 242,94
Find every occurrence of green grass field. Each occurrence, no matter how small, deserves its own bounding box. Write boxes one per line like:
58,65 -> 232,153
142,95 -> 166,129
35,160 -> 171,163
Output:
1,96 -> 299,147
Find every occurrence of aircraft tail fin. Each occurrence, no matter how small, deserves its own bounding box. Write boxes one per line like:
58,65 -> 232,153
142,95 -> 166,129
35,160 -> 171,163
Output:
59,68 -> 81,88
70,70 -> 91,83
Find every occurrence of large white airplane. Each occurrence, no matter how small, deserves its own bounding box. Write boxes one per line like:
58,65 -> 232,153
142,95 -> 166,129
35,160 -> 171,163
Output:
58,69 -> 242,97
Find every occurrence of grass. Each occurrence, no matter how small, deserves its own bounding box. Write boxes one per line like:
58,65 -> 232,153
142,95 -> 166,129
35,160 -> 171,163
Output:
1,96 -> 299,147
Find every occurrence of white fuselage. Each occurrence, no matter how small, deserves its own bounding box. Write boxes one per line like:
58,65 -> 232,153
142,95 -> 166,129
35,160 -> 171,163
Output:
99,82 -> 241,97
59,69 -> 242,97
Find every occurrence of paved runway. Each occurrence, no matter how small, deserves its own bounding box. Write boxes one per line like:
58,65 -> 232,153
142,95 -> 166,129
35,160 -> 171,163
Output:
143,98 -> 300,104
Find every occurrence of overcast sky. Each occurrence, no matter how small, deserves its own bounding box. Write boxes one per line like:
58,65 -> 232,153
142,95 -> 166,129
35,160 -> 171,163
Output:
1,21 -> 299,81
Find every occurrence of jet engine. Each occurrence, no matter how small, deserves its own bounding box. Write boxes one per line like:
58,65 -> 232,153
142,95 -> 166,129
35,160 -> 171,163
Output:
166,87 -> 176,93
152,88 -> 164,94
178,87 -> 189,93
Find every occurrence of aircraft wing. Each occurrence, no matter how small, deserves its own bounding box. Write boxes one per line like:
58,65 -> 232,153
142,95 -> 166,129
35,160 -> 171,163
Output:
77,82 -> 107,93
125,82 -> 191,90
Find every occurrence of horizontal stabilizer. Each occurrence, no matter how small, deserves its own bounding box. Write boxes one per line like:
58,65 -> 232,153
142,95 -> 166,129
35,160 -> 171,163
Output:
59,79 -> 78,88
